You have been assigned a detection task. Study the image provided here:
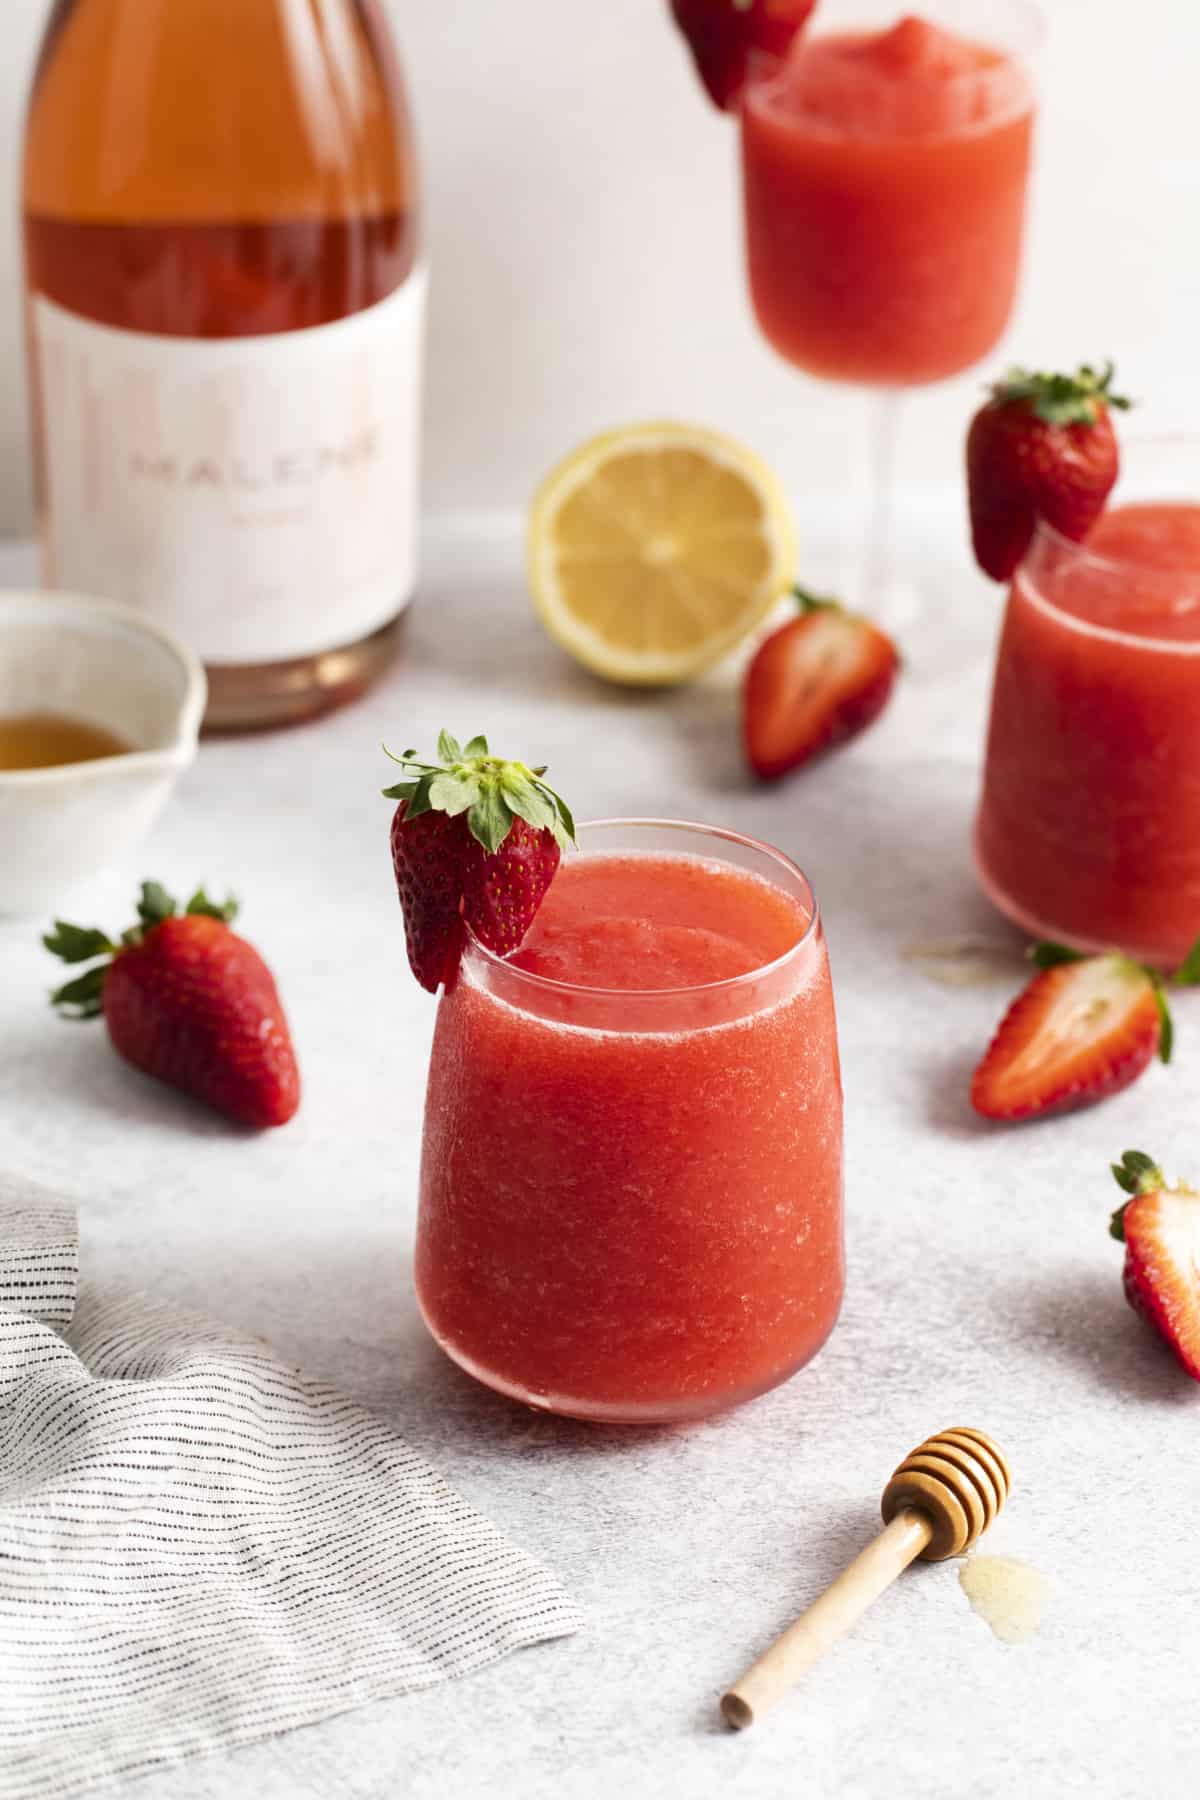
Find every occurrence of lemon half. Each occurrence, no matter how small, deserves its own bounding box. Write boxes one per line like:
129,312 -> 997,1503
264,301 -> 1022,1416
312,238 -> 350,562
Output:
527,422 -> 797,685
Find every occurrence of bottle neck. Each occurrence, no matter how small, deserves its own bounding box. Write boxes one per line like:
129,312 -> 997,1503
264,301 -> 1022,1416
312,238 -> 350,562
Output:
24,0 -> 417,226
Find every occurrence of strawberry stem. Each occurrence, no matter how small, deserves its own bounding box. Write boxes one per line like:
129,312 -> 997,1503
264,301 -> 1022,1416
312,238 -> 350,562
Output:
793,585 -> 842,615
987,361 -> 1132,426
1153,986 -> 1174,1065
1028,940 -> 1087,969
1109,1149 -> 1167,1240
382,732 -> 576,857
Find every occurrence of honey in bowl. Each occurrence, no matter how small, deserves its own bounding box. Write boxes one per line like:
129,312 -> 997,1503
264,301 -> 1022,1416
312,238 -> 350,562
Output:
0,713 -> 131,771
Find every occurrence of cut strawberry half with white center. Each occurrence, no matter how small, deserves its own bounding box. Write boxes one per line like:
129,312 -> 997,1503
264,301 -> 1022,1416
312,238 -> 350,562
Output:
971,943 -> 1172,1122
383,731 -> 575,993
1110,1150 -> 1200,1380
742,587 -> 899,780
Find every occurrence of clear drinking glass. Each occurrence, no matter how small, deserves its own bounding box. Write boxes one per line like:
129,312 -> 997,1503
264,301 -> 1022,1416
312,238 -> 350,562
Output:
739,0 -> 1042,633
415,819 -> 844,1424
975,437 -> 1200,967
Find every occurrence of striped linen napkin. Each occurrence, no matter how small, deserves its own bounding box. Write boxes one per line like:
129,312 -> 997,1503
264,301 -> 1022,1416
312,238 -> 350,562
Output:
0,1178 -> 581,1800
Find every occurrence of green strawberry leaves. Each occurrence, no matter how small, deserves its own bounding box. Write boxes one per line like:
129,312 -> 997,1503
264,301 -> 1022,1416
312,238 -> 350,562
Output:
48,963 -> 109,1020
471,784 -> 516,855
793,585 -> 842,616
43,916 -> 118,1016
1028,940 -> 1086,970
1155,987 -> 1175,1066
1175,936 -> 1200,987
44,881 -> 238,1017
989,361 -> 1132,428
426,774 -> 476,818
1110,1149 -> 1167,1240
382,731 -> 576,857
42,922 -> 115,964
184,887 -> 239,925
1111,1149 -> 1163,1196
137,881 -> 177,930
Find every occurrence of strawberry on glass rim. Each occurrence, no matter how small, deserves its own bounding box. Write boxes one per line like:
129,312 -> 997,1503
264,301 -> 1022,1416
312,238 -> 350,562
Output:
383,731 -> 576,993
966,361 -> 1132,582
1109,1150 -> 1200,1382
669,0 -> 817,111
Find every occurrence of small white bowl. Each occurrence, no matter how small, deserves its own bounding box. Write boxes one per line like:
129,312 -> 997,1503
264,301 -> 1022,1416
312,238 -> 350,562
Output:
0,591 -> 206,916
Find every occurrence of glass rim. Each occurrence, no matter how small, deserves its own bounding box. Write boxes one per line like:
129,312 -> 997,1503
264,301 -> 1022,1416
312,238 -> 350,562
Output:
1029,432 -> 1200,579
742,0 -> 1045,102
463,815 -> 821,1002
1017,434 -> 1200,655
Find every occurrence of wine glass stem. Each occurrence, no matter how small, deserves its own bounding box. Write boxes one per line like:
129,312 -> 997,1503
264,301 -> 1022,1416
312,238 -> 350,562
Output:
864,389 -> 901,608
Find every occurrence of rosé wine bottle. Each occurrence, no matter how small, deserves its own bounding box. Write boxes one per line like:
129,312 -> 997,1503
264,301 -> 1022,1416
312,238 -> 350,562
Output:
23,0 -> 423,731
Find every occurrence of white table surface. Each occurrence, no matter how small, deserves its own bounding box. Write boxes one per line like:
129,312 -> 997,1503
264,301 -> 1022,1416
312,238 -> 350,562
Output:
1,508 -> 1197,1800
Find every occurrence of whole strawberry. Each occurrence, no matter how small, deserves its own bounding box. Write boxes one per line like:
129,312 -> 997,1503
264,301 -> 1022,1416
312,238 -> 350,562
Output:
966,362 -> 1132,582
670,0 -> 816,111
384,731 -> 575,993
45,883 -> 300,1128
1109,1150 -> 1200,1380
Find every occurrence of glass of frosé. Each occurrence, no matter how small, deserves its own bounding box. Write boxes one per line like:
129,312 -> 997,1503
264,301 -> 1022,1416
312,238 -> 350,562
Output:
976,438 -> 1200,968
415,819 -> 844,1424
739,0 -> 1041,633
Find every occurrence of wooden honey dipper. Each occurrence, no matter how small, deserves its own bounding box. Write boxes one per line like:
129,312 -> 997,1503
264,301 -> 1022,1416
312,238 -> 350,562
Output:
721,1427 -> 1012,1730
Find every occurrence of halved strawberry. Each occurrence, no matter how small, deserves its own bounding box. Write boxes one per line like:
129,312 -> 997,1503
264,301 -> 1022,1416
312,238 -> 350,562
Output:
388,801 -> 473,995
1109,1150 -> 1200,1380
384,731 -> 575,992
971,943 -> 1171,1122
742,588 -> 899,780
966,362 -> 1131,582
461,815 -> 562,959
669,0 -> 816,111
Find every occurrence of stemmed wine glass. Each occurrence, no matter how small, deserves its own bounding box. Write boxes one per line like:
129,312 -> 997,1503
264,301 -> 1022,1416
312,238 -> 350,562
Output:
738,0 -> 1043,647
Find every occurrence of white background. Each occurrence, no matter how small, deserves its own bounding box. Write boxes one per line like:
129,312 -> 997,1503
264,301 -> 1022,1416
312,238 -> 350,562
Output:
0,0 -> 1196,532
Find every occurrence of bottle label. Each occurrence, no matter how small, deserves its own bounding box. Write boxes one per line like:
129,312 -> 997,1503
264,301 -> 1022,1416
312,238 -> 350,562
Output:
31,273 -> 427,664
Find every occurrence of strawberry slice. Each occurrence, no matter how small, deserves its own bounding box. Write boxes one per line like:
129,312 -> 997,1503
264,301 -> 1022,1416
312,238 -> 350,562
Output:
669,0 -> 816,111
966,362 -> 1132,582
970,943 -> 1171,1122
742,588 -> 899,780
384,731 -> 575,992
1109,1150 -> 1200,1380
